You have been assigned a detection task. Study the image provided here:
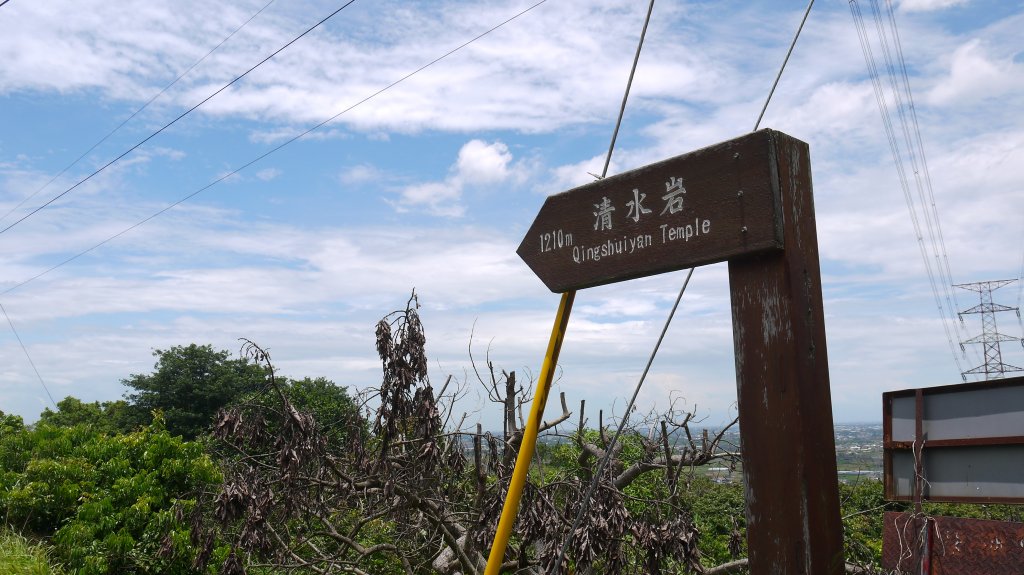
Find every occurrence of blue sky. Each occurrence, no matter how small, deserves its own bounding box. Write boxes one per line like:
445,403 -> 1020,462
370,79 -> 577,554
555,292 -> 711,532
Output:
1,0 -> 1022,429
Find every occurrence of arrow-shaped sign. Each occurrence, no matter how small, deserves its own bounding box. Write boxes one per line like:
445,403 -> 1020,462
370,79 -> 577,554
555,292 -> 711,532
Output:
517,129 -> 788,292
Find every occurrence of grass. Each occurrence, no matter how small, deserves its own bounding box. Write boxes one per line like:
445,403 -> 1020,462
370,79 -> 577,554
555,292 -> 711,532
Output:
0,528 -> 64,575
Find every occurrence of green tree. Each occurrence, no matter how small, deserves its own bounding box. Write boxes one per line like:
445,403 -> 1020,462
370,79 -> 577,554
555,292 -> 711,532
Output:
38,397 -> 134,434
0,410 -> 23,435
122,344 -> 267,439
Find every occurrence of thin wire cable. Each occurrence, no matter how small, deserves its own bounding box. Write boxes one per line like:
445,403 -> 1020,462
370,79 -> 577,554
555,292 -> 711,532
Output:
849,0 -> 968,375
0,0 -> 359,237
551,269 -> 691,572
0,301 -> 57,408
880,0 -> 974,367
870,0 -> 961,342
0,0 -> 279,226
1018,248 -> 1024,309
754,0 -> 814,132
1,0 -> 550,297
555,1 -> 816,567
852,1 -> 966,370
0,0 -> 13,9
552,0 -> 657,567
599,0 -> 656,179
1017,248 -> 1024,338
883,0 -> 963,329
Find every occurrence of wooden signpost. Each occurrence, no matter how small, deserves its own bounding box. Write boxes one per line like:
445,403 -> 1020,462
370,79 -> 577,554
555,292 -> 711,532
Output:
517,129 -> 845,574
517,129 -> 784,291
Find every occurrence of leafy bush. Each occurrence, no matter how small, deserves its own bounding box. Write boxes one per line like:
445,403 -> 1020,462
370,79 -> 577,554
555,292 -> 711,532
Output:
0,412 -> 222,574
682,475 -> 746,567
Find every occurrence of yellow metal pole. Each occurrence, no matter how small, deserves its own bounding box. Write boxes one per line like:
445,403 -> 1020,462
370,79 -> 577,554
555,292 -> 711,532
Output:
484,290 -> 575,575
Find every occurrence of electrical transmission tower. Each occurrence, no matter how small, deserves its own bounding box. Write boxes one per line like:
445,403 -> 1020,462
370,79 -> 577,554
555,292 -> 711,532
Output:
956,279 -> 1024,380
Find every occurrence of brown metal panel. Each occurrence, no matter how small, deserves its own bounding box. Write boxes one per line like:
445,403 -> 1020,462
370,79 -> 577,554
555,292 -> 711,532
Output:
728,131 -> 844,574
884,376 -> 1024,503
886,375 -> 1024,399
883,512 -> 1024,574
517,129 -> 784,292
884,392 -> 895,504
889,438 -> 1024,503
883,392 -> 893,444
891,436 -> 1024,449
890,494 -> 1024,505
915,389 -> 924,511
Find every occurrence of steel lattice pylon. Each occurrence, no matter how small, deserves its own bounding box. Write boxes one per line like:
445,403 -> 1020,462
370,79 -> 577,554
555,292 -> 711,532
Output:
956,279 -> 1024,380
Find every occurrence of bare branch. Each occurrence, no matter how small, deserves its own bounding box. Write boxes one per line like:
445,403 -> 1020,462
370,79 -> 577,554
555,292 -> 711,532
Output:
539,392 -> 572,433
705,558 -> 874,575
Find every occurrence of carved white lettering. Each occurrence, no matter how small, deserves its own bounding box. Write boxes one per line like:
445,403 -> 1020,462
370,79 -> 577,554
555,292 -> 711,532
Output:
539,229 -> 574,253
660,218 -> 711,244
572,234 -> 652,264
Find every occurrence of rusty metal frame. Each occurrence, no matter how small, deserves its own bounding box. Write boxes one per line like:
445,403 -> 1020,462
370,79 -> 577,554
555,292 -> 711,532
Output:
883,375 -> 1024,504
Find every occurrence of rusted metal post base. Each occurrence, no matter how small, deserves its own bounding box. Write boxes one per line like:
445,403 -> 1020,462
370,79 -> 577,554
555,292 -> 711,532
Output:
728,131 -> 844,574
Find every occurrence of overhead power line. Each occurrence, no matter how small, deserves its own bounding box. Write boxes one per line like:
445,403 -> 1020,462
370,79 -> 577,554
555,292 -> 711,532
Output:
849,0 -> 973,375
0,0 -> 279,227
0,0 -> 359,238
1018,247 -> 1024,337
869,0 -> 964,339
1017,247 -> 1024,315
0,301 -> 57,409
0,0 -> 14,9
881,0 -> 962,329
1,0 -> 550,297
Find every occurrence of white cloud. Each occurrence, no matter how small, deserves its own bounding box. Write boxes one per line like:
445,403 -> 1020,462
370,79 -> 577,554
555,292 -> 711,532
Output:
2,0 -> 1023,429
214,169 -> 244,184
339,164 -> 385,185
393,139 -> 522,216
246,126 -> 353,146
900,0 -> 970,12
0,0 -> 261,98
0,0 -> 726,134
255,167 -> 282,181
455,140 -> 513,185
393,181 -> 465,217
546,155 -> 609,193
151,147 -> 187,161
928,39 -> 1024,105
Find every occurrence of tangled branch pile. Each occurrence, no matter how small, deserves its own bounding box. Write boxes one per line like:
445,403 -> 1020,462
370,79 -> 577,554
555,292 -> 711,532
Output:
192,294 -> 739,574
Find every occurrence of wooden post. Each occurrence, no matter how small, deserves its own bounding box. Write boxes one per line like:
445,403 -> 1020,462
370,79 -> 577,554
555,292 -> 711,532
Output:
728,131 -> 844,574
517,129 -> 845,572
